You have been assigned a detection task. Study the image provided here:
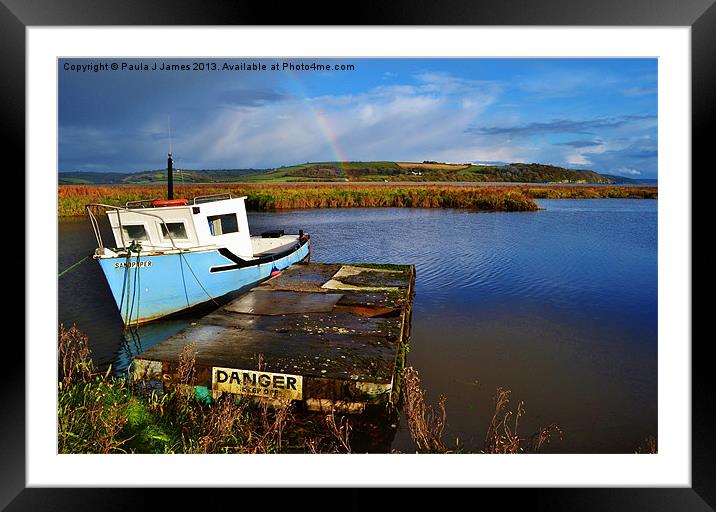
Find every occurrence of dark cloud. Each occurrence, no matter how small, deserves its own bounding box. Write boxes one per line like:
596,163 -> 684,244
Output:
555,139 -> 603,148
578,139 -> 657,177
627,149 -> 658,159
467,114 -> 655,136
218,88 -> 290,107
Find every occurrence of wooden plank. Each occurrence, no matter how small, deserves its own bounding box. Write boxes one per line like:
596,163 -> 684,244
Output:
137,312 -> 402,382
256,263 -> 343,293
224,290 -> 344,315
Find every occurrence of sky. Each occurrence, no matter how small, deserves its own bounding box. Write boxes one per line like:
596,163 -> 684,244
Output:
58,58 -> 658,178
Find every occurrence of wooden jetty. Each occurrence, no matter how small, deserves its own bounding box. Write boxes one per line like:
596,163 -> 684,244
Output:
133,262 -> 415,414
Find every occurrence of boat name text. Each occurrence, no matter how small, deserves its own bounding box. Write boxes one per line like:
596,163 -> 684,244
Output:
114,261 -> 153,269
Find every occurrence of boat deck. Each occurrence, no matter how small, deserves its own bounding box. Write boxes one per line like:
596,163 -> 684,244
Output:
132,261 -> 415,413
250,234 -> 301,257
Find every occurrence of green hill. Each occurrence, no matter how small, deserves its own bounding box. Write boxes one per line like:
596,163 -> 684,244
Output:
59,161 -> 643,185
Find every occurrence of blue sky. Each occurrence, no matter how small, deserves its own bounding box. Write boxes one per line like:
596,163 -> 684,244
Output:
59,58 -> 657,178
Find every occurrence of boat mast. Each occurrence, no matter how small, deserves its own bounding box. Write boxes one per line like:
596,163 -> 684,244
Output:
167,151 -> 174,200
167,116 -> 173,200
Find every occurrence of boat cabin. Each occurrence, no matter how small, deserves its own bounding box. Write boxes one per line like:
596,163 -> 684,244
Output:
106,194 -> 254,259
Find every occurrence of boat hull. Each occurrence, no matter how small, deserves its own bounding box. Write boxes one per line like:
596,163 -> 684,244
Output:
97,240 -> 310,325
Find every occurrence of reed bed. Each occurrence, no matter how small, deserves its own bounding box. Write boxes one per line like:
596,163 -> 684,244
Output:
58,183 -> 657,217
58,184 -> 537,217
524,186 -> 658,199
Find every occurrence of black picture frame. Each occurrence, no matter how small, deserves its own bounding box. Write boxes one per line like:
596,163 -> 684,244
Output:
5,0 -> 707,509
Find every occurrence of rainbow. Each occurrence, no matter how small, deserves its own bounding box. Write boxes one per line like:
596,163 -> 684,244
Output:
286,69 -> 348,171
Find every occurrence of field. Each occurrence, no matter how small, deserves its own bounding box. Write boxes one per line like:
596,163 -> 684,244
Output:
58,183 -> 657,217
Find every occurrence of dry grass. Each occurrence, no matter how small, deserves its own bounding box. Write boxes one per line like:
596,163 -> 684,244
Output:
58,183 -> 656,217
325,408 -> 353,453
58,323 -> 93,387
483,387 -> 563,454
402,367 -> 448,453
177,343 -> 197,386
58,183 -> 539,216
296,410 -> 354,454
194,395 -> 248,453
402,367 -> 563,454
636,435 -> 658,454
484,388 -> 523,454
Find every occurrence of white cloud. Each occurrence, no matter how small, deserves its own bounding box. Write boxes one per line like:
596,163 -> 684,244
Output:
613,167 -> 642,176
567,152 -> 591,165
174,72 -> 507,168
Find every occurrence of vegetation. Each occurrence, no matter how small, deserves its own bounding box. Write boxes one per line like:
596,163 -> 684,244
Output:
400,367 -> 563,454
57,325 -> 564,454
59,160 -> 652,185
524,186 -> 658,199
58,183 -> 542,216
58,325 -> 656,454
58,324 -> 355,454
57,183 -> 657,217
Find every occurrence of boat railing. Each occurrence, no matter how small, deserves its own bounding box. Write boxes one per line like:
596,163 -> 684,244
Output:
85,203 -> 181,252
192,193 -> 233,204
125,199 -> 160,208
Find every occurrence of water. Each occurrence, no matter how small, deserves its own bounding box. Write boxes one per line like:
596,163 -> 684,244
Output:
58,199 -> 657,453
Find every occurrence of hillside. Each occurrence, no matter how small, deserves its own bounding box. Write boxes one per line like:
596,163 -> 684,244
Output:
58,168 -> 263,185
59,161 -> 645,185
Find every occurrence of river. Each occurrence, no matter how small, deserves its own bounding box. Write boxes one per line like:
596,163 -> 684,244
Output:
58,199 -> 657,453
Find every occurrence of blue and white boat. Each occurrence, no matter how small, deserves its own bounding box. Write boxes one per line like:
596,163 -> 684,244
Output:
86,154 -> 310,325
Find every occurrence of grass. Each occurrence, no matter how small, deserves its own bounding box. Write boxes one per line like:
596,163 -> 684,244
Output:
402,367 -> 448,453
524,186 -> 658,199
57,324 -> 355,454
57,183 -> 657,217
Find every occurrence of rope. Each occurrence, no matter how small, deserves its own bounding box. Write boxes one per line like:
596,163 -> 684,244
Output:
120,250 -> 132,324
125,243 -> 145,328
135,251 -> 142,327
127,249 -> 143,328
122,242 -> 140,326
58,255 -> 89,277
127,252 -> 139,326
178,249 -> 191,308
179,251 -> 220,306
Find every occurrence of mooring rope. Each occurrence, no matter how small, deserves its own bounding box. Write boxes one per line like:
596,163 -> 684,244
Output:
179,251 -> 220,306
119,250 -> 131,323
178,249 -> 191,308
122,242 -> 140,326
127,248 -> 143,328
58,255 -> 89,277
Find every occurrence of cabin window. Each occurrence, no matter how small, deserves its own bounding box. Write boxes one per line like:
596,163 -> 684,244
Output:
160,221 -> 189,240
121,224 -> 149,241
207,214 -> 239,236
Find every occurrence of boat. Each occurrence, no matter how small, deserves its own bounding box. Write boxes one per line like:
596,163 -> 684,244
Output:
85,152 -> 310,326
